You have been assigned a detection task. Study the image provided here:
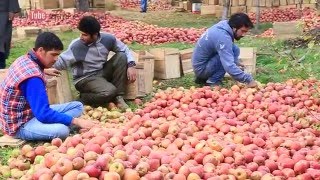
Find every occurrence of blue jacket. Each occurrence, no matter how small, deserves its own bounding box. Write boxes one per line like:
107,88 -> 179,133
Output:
192,20 -> 253,83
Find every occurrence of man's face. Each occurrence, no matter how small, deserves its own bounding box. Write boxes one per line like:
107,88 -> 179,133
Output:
233,26 -> 250,40
37,47 -> 61,68
80,31 -> 98,45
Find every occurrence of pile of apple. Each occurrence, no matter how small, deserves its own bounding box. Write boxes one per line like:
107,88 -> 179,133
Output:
248,7 -> 315,23
257,28 -> 274,38
2,78 -> 320,179
118,0 -> 173,11
13,10 -> 204,45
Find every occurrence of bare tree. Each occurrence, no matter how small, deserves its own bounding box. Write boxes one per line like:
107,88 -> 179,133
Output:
221,0 -> 231,20
76,0 -> 90,12
255,0 -> 260,31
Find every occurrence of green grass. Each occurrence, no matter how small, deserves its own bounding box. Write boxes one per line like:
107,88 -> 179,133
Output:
110,10 -> 218,28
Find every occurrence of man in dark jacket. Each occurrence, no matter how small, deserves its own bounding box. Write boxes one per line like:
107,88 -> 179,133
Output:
53,16 -> 137,109
0,0 -> 20,69
192,13 -> 257,88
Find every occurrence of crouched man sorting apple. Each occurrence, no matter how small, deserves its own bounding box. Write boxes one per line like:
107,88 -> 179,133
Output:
0,32 -> 96,141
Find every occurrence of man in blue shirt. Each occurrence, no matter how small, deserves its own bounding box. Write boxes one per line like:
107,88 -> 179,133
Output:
192,13 -> 257,88
0,32 -> 96,141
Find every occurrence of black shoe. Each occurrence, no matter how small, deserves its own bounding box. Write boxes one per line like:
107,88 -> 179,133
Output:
140,10 -> 146,13
195,77 -> 206,84
205,80 -> 222,87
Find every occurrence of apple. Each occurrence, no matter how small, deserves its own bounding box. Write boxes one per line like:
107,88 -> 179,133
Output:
109,162 -> 125,177
103,172 -> 121,180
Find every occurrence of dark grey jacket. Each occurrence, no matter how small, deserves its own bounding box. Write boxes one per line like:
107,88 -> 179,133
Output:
0,0 -> 20,57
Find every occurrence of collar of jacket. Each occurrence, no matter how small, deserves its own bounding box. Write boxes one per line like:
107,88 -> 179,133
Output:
27,49 -> 45,70
86,34 -> 102,47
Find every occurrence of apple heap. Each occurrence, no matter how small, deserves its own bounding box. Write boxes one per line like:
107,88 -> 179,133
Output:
2,78 -> 320,179
81,104 -> 124,123
257,28 -> 274,38
12,11 -> 204,45
248,7 -> 316,23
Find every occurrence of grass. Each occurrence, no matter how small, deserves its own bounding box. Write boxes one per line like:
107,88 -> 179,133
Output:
110,10 -> 218,28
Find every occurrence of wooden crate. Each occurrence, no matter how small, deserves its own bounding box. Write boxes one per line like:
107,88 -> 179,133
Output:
201,5 -> 216,15
273,21 -> 303,39
209,0 -> 219,5
132,50 -> 155,94
149,48 -> 181,80
280,0 -> 288,6
46,70 -> 73,104
302,3 -> 316,8
124,63 -> 150,99
179,48 -> 194,74
230,6 -> 247,14
183,1 -> 192,11
238,0 -> 246,6
232,0 -> 239,6
272,0 -> 280,6
31,0 -> 59,9
59,0 -> 75,8
239,47 -> 257,75
16,26 -> 42,39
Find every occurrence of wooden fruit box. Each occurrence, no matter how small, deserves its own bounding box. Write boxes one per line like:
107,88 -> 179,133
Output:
149,48 -> 181,80
239,47 -> 257,75
124,51 -> 155,100
179,48 -> 194,75
225,47 -> 257,77
273,21 -> 303,39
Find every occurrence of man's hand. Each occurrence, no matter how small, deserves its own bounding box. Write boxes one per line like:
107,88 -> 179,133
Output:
72,118 -> 97,129
237,63 -> 245,71
247,80 -> 258,88
127,67 -> 137,83
44,68 -> 61,76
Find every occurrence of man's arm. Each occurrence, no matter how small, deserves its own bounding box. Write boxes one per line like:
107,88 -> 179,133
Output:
20,77 -> 73,125
112,38 -> 135,63
53,42 -> 77,70
216,38 -> 253,84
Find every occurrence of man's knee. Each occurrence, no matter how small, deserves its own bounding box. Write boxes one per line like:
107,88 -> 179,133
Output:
100,86 -> 117,99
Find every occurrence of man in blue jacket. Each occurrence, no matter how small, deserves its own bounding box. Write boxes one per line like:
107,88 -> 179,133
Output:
0,32 -> 96,141
192,13 -> 257,87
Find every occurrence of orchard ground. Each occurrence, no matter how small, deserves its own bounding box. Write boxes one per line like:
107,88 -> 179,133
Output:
1,8 -> 320,179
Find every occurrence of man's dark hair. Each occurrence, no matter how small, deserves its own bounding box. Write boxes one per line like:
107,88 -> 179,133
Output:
228,13 -> 254,29
78,16 -> 101,36
34,32 -> 63,51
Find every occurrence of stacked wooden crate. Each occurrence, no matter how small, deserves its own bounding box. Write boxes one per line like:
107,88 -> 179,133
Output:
24,0 -> 75,9
149,48 -> 181,80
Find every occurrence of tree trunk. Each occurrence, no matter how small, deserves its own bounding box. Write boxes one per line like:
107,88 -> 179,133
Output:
221,0 -> 230,20
255,0 -> 260,31
298,0 -> 303,18
76,0 -> 90,12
